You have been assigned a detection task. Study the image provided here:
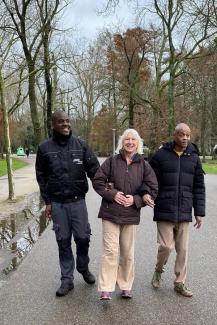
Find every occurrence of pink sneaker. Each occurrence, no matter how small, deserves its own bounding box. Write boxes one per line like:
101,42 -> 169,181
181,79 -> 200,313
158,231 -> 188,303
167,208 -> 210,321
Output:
100,291 -> 112,300
121,290 -> 132,299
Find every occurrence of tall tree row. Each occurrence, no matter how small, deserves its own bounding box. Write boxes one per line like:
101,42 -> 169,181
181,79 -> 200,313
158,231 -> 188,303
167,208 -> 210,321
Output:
1,0 -> 217,202
99,0 -> 217,146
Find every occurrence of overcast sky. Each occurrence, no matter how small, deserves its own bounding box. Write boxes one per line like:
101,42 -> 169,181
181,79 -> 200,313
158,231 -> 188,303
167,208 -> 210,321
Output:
63,0 -> 136,40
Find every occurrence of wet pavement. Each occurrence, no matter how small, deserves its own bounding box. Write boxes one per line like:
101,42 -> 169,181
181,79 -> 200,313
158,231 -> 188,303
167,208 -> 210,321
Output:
0,170 -> 217,325
0,193 -> 49,279
0,156 -> 49,279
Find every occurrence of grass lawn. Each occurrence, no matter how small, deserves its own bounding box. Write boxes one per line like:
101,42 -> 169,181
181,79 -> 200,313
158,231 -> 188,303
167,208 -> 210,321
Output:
202,160 -> 217,175
0,158 -> 28,177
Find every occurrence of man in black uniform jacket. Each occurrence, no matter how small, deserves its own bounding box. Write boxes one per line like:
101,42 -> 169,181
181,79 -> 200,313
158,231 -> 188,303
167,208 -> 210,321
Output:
36,110 -> 99,297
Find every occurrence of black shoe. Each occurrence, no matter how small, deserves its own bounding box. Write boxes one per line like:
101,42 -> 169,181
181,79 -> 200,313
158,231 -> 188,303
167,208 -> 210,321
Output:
56,282 -> 74,297
81,269 -> 96,285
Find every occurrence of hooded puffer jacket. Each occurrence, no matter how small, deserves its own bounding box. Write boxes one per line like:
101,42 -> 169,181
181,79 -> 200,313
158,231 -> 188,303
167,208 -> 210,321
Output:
149,141 -> 205,222
92,151 -> 158,225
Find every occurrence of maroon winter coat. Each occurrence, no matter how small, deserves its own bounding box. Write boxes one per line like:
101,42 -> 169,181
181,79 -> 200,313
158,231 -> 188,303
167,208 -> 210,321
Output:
92,151 -> 158,225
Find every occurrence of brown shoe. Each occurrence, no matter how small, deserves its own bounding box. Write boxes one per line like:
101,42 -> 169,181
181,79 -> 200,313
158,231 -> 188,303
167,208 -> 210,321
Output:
174,282 -> 193,297
151,271 -> 162,288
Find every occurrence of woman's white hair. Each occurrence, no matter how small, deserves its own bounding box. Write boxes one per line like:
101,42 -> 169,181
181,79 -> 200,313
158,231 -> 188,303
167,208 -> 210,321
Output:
115,128 -> 143,155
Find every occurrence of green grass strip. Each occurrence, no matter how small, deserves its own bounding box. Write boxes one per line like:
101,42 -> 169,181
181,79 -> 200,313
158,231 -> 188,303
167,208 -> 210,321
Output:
0,158 -> 28,177
202,162 -> 217,175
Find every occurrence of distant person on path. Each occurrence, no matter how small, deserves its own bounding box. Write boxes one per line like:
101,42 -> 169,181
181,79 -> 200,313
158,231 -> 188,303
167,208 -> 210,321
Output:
25,148 -> 30,158
213,144 -> 217,159
146,123 -> 205,297
93,129 -> 158,300
36,110 -> 99,297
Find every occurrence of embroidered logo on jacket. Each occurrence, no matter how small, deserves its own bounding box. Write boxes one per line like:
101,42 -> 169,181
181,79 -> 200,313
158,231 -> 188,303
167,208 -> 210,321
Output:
73,158 -> 83,164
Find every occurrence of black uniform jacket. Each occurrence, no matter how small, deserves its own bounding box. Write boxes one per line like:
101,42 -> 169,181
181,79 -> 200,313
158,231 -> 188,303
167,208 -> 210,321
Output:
36,131 -> 99,204
149,141 -> 205,222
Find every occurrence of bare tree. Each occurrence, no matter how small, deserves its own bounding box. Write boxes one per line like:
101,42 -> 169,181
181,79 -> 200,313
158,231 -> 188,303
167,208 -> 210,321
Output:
36,0 -> 62,137
176,47 -> 217,159
63,42 -> 105,141
146,0 -> 213,135
2,0 -> 66,145
0,31 -> 22,200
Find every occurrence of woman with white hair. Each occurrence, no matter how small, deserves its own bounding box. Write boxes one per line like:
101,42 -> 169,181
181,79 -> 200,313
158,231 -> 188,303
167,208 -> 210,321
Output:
93,128 -> 158,300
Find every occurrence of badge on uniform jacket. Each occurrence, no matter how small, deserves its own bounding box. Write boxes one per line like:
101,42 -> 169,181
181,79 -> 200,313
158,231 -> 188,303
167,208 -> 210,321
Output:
73,158 -> 83,164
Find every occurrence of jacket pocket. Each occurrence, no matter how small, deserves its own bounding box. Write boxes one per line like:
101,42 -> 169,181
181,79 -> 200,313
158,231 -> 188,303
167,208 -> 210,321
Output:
52,223 -> 62,241
181,191 -> 193,213
155,192 -> 176,212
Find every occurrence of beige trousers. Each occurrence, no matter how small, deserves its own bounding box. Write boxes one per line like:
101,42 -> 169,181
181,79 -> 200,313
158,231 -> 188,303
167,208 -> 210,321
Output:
98,219 -> 137,292
155,221 -> 189,283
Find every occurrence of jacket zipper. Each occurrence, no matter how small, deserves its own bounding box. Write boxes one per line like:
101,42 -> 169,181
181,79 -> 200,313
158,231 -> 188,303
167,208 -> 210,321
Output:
124,162 -> 129,197
177,154 -> 181,222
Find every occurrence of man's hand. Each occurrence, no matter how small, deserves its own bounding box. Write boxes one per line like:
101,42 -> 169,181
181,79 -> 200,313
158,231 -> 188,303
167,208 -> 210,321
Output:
114,192 -> 127,205
142,194 -> 155,208
45,204 -> 52,219
194,216 -> 203,229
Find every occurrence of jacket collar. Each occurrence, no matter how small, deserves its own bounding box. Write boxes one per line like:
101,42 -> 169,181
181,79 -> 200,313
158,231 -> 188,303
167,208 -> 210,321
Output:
163,141 -> 200,155
52,130 -> 72,145
119,149 -> 143,162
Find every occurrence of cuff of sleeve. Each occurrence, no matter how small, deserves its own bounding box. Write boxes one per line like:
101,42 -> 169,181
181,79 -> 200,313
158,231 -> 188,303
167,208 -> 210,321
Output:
103,189 -> 118,202
43,198 -> 51,205
134,195 -> 143,208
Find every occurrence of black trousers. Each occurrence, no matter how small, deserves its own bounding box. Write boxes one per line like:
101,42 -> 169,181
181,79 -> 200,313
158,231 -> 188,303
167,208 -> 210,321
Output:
51,200 -> 91,284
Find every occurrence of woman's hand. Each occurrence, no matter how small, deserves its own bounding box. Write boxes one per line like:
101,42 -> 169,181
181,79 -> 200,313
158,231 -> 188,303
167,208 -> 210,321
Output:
123,195 -> 134,207
114,192 -> 127,205
114,193 -> 134,207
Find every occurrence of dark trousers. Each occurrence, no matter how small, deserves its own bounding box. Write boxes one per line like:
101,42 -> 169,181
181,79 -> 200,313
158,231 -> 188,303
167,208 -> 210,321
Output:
51,200 -> 91,285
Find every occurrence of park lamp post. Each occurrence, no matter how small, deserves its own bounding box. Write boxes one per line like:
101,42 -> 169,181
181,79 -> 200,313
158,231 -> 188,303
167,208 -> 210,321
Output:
112,128 -> 116,155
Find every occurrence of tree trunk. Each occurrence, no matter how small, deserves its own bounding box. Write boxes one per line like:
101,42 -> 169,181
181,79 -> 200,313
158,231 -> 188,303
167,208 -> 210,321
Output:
43,30 -> 52,138
149,108 -> 160,152
129,88 -> 134,128
52,64 -> 58,112
211,63 -> 217,148
111,61 -> 118,127
167,72 -> 175,137
28,64 -> 42,146
0,68 -> 16,200
201,98 -> 206,163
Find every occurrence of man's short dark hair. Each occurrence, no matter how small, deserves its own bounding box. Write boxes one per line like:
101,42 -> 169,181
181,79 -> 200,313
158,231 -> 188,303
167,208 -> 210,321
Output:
51,110 -> 68,122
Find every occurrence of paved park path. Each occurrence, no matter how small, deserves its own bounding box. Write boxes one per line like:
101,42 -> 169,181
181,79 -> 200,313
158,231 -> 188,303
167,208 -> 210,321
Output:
0,157 -> 217,325
0,155 -> 38,217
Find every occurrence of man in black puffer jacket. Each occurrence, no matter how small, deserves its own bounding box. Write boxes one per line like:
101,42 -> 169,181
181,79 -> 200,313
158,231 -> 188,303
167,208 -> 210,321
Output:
36,110 -> 99,297
147,123 -> 205,297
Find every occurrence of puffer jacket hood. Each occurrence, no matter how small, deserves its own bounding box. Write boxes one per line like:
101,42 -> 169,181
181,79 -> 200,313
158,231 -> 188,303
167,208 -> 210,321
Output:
162,141 -> 200,155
